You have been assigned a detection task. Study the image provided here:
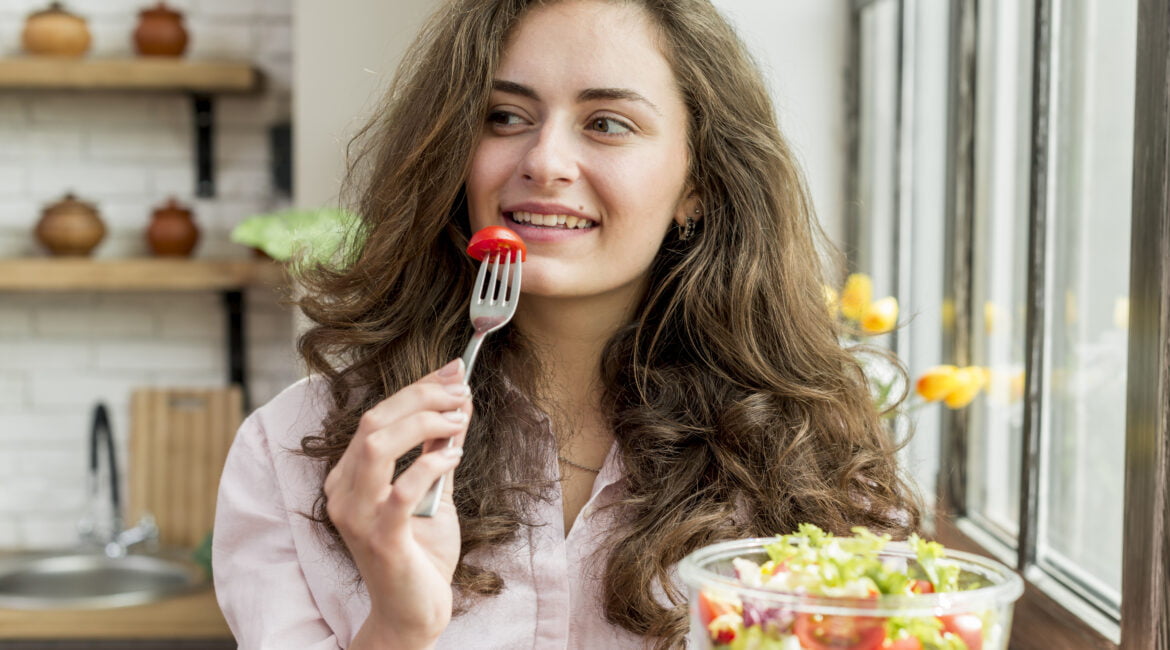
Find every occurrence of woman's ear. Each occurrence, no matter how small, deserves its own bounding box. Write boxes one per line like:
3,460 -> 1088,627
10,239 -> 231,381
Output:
673,192 -> 703,227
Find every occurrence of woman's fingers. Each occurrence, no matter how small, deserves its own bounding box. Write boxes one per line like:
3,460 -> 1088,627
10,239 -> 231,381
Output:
348,409 -> 468,503
326,358 -> 470,521
381,447 -> 465,526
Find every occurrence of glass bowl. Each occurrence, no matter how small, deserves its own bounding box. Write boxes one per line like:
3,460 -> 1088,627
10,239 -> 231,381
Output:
678,537 -> 1024,649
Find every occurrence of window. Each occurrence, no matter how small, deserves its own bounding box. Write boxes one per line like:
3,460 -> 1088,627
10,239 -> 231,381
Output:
849,0 -> 1169,646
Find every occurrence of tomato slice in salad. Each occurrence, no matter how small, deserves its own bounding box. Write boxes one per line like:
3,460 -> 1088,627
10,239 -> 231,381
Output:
467,226 -> 527,261
880,637 -> 923,650
794,614 -> 886,650
697,590 -> 738,626
940,614 -> 983,650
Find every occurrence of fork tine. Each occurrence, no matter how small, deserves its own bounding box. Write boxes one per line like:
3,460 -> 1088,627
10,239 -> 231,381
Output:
508,252 -> 522,304
472,252 -> 491,303
487,251 -> 503,305
496,253 -> 512,304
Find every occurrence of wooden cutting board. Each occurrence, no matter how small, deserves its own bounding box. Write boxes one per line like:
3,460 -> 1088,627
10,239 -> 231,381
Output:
128,387 -> 244,548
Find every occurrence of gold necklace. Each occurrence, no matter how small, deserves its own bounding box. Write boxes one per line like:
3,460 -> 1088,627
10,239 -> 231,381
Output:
557,454 -> 601,473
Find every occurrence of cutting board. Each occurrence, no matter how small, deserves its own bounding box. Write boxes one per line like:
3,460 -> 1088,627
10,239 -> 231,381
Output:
128,387 -> 244,548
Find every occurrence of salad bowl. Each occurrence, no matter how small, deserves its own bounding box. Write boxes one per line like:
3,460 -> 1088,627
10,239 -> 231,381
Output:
678,526 -> 1023,650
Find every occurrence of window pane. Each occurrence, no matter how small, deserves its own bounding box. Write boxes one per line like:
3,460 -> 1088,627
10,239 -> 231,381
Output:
855,0 -> 900,297
1037,0 -> 1136,611
967,0 -> 1034,541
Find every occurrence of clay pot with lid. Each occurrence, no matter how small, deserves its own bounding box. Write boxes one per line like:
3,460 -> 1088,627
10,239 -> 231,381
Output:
146,198 -> 200,257
35,192 -> 105,256
133,2 -> 189,57
22,2 -> 91,57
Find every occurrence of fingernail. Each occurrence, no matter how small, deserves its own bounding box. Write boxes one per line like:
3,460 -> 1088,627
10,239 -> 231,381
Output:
443,383 -> 470,396
441,446 -> 464,459
441,410 -> 467,423
437,359 -> 461,377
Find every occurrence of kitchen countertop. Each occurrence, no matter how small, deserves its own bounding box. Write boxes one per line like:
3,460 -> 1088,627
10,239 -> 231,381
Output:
0,549 -> 232,641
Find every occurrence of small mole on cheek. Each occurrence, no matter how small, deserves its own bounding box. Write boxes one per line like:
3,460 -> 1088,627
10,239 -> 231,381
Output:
578,205 -> 584,211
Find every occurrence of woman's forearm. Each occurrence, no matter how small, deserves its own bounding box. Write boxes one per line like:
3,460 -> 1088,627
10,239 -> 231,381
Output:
350,614 -> 439,650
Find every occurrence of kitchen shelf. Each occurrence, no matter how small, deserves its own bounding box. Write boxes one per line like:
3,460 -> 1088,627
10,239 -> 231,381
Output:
0,258 -> 287,410
0,258 -> 283,291
0,57 -> 263,197
0,57 -> 259,92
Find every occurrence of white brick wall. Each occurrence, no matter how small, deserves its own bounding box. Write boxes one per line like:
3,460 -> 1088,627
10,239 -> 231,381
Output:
0,0 -> 301,549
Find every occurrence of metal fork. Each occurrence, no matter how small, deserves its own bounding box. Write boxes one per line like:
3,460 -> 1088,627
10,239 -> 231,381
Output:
413,249 -> 522,517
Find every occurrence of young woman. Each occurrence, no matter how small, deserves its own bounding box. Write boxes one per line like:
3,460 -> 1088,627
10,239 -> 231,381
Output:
213,0 -> 922,648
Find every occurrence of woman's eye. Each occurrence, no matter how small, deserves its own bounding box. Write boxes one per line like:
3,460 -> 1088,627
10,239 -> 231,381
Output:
588,117 -> 633,135
487,110 -> 525,127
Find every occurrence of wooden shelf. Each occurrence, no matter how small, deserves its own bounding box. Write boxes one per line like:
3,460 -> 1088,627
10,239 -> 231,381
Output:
0,258 -> 286,292
0,57 -> 260,93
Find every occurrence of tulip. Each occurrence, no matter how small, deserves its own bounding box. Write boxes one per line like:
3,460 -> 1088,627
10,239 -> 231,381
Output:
984,301 -> 999,335
1114,296 -> 1129,330
860,296 -> 899,334
824,286 -> 839,313
839,273 -> 872,321
944,366 -> 986,409
916,365 -> 959,402
1010,370 -> 1026,403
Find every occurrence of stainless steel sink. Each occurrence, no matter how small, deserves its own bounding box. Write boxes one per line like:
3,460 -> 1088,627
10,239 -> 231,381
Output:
0,551 -> 207,610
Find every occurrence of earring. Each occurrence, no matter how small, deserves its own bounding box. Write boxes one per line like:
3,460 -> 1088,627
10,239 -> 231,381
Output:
679,209 -> 698,241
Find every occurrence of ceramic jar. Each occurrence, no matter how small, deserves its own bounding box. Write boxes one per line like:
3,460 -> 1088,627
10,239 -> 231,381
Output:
35,192 -> 105,256
21,2 -> 91,57
133,2 -> 188,57
146,197 -> 199,257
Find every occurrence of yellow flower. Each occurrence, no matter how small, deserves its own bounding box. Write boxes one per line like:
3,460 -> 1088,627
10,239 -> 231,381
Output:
944,366 -> 986,409
1009,370 -> 1026,403
824,286 -> 839,313
839,273 -> 872,321
984,301 -> 999,335
860,296 -> 899,334
916,365 -> 959,402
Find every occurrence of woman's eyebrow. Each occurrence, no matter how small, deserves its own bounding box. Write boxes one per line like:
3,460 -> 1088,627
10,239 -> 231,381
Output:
577,88 -> 662,116
491,79 -> 663,116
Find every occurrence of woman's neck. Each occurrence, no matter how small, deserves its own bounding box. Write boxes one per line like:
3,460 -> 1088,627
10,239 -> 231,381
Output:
512,290 -> 636,434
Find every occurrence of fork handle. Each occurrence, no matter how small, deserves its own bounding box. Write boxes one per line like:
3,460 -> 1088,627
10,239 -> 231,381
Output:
412,331 -> 487,517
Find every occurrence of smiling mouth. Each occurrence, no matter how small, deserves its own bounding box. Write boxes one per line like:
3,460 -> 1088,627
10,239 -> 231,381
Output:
508,211 -> 596,230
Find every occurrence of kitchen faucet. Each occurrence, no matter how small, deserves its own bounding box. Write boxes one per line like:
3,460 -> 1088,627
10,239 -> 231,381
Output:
77,403 -> 158,558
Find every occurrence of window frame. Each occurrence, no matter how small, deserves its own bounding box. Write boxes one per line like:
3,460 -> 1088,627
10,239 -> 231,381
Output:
847,0 -> 1170,646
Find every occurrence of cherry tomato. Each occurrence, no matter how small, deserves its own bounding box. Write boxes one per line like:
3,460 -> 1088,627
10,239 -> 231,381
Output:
940,614 -> 983,650
466,226 -> 526,261
697,590 -> 738,626
794,614 -> 887,650
909,580 -> 934,594
881,636 -> 923,650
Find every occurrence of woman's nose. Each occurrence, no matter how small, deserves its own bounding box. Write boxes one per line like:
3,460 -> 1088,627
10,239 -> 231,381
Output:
519,123 -> 579,187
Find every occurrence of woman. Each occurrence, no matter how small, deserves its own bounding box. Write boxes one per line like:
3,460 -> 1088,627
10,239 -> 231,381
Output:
213,0 -> 921,648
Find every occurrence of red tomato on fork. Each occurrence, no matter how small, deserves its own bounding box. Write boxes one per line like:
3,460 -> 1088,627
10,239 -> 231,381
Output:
794,614 -> 887,650
467,226 -> 527,261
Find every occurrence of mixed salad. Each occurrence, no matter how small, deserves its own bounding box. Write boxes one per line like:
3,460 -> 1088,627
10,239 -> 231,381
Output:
696,524 -> 995,650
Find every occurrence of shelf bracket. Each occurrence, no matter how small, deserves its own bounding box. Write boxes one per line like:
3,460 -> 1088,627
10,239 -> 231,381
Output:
223,289 -> 250,412
192,93 -> 216,198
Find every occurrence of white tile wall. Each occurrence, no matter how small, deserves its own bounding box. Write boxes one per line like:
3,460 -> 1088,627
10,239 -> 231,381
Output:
0,0 -> 301,548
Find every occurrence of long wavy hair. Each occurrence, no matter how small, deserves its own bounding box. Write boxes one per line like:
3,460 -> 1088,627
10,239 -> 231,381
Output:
296,0 -> 922,647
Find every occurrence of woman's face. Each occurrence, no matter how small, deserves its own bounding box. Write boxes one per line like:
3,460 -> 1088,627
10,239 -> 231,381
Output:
466,0 -> 693,305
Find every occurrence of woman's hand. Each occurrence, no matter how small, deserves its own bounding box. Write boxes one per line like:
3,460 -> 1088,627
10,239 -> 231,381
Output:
324,359 -> 471,649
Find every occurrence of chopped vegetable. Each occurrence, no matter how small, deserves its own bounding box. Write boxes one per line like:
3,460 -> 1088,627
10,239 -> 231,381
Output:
467,225 -> 527,261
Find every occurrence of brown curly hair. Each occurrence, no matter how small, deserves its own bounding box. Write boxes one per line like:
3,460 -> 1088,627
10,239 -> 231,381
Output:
295,0 -> 922,647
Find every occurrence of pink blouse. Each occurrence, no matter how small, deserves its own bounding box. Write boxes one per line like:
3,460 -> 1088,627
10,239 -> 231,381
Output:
213,377 -> 668,649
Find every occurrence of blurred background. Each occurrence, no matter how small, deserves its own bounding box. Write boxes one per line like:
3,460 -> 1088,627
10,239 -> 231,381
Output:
0,0 -> 1162,649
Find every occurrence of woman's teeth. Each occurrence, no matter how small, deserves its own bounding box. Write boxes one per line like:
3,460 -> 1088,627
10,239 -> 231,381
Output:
510,211 -> 594,229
